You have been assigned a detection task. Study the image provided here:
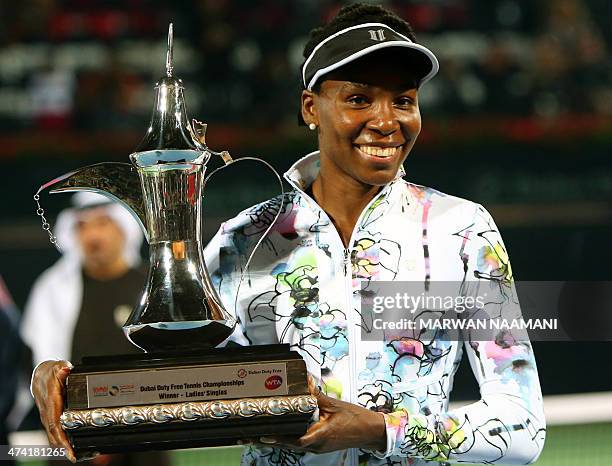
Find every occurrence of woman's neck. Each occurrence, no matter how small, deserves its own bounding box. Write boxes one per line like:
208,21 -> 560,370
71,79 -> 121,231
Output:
310,163 -> 381,247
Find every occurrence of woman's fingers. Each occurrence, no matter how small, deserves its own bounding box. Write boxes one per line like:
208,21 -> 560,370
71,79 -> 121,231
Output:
33,362 -> 59,443
33,361 -> 76,462
296,419 -> 328,451
255,428 -> 325,453
52,364 -> 76,462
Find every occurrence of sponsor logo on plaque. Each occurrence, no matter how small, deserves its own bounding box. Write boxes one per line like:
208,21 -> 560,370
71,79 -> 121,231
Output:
237,369 -> 247,379
265,375 -> 283,390
120,384 -> 135,394
93,386 -> 108,397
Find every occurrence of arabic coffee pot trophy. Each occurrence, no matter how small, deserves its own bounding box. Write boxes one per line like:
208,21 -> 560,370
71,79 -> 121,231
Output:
35,24 -> 316,458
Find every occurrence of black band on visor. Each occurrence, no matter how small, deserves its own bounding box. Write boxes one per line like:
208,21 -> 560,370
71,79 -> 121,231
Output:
302,22 -> 439,91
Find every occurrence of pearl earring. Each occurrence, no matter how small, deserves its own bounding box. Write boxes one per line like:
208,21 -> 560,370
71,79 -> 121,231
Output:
308,123 -> 317,131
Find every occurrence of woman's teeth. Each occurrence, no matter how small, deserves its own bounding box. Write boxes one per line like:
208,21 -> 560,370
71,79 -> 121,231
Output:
358,145 -> 400,158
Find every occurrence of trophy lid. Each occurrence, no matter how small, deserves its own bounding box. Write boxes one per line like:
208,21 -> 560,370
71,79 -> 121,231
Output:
134,24 -> 201,154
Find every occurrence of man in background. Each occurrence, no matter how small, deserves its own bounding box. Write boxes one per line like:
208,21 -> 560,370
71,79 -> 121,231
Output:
21,192 -> 170,466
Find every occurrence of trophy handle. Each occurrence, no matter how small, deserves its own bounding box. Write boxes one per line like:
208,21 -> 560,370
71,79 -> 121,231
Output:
39,162 -> 149,241
202,156 -> 285,317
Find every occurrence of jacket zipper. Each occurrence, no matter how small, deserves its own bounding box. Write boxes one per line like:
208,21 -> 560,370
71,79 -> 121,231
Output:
344,247 -> 359,466
342,248 -> 357,396
329,221 -> 378,466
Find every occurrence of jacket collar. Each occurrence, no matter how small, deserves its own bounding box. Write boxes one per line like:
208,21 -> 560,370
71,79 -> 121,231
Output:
283,150 -> 406,193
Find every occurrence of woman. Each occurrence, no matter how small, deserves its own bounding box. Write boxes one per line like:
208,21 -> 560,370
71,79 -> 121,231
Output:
32,4 -> 545,465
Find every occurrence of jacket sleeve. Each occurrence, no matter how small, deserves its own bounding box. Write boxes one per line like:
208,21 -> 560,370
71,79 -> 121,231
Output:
377,204 -> 546,464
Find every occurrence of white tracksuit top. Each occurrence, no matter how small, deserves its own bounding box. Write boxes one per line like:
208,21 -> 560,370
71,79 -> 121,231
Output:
204,151 -> 546,466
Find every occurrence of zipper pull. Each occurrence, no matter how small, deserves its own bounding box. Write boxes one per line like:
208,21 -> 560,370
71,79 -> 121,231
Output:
344,249 -> 350,276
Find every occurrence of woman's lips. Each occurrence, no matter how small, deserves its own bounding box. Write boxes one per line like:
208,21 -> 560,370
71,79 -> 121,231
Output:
355,144 -> 404,160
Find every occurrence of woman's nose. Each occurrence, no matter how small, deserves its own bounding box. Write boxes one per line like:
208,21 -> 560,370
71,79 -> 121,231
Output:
366,102 -> 399,135
367,118 -> 398,135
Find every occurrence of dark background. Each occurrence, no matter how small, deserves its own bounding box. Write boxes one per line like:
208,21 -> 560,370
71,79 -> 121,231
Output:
0,0 -> 611,403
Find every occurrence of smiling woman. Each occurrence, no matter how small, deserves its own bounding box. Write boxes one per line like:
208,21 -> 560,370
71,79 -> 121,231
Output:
297,8 -> 437,247
30,3 -> 546,466
302,56 -> 423,244
302,52 -> 423,212
203,4 -> 545,466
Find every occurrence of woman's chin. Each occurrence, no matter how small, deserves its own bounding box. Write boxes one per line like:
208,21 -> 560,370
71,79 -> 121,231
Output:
356,169 -> 400,187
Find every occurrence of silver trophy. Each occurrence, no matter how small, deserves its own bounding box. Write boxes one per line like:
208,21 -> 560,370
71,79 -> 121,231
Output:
35,24 -> 315,457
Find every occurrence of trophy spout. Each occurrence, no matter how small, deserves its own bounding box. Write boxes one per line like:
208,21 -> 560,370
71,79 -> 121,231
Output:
41,162 -> 149,241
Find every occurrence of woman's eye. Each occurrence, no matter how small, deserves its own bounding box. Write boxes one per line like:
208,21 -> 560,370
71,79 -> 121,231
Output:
347,95 -> 368,105
396,96 -> 415,107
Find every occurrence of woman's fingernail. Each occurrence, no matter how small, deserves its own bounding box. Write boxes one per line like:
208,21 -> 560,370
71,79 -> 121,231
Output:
259,436 -> 277,444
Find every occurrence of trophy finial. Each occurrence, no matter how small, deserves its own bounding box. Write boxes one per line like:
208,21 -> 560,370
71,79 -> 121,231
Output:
166,23 -> 174,77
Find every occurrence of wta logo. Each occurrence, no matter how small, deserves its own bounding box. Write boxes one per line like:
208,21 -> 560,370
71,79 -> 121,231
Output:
264,375 -> 283,390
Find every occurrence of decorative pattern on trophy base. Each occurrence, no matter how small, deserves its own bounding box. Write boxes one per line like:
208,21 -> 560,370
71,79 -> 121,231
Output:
61,394 -> 317,428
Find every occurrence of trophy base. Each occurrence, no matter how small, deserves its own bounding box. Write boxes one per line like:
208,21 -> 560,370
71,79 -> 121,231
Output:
61,344 -> 316,457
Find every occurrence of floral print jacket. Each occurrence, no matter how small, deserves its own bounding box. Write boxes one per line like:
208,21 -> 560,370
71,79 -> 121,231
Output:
204,152 -> 546,466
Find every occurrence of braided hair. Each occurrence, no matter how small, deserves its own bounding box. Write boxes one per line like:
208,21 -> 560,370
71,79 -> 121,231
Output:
302,3 -> 417,62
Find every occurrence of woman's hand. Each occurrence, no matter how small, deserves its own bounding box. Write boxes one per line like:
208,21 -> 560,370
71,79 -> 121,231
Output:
254,378 -> 387,454
31,360 -> 76,463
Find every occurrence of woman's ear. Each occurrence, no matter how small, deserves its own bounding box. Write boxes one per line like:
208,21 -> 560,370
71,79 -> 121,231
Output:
301,89 -> 318,127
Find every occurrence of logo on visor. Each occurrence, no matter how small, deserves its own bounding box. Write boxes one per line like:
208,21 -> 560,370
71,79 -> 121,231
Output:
368,29 -> 386,41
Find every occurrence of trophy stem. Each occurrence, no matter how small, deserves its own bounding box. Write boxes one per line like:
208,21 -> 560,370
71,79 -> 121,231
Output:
123,236 -> 235,352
